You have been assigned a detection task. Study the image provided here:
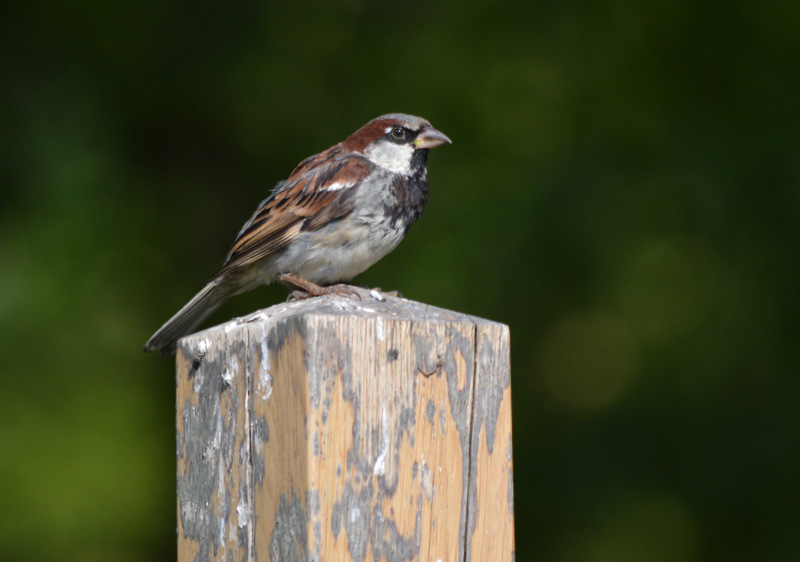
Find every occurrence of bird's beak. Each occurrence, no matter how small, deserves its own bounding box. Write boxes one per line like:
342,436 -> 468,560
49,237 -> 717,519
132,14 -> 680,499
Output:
414,127 -> 452,149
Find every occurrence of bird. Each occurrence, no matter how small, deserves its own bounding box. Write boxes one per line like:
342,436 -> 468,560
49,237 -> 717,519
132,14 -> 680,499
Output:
143,113 -> 451,355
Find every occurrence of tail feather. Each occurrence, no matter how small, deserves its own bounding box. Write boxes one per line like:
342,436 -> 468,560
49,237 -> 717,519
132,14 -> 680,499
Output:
143,282 -> 230,356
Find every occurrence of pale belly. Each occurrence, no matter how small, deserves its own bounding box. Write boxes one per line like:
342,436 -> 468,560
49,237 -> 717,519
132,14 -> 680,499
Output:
270,215 -> 407,284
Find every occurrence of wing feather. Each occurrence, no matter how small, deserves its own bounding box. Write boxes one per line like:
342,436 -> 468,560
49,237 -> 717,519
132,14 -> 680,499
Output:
210,149 -> 373,279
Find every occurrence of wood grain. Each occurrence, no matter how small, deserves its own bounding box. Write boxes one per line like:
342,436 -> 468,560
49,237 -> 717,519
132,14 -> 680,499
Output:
176,288 -> 514,561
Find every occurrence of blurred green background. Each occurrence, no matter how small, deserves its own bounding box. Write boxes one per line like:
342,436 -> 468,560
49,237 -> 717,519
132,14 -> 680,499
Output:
2,0 -> 798,560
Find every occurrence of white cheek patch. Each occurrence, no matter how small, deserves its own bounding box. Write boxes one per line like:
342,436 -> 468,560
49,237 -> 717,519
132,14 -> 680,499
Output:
364,141 -> 415,175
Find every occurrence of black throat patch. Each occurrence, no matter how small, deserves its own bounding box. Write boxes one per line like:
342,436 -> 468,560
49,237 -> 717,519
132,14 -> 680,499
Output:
386,149 -> 431,232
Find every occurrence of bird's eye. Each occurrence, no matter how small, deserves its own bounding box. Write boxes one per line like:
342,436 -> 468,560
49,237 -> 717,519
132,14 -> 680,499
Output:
390,127 -> 406,140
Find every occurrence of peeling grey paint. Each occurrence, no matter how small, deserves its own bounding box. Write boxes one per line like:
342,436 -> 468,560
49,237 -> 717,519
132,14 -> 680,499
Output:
177,338 -> 245,561
419,461 -> 434,502
307,489 -> 322,562
269,490 -> 309,562
321,393 -> 332,425
331,500 -> 342,539
443,325 -> 477,562
413,333 -> 443,376
369,503 -> 417,561
378,404 -> 415,496
257,323 -> 274,403
425,399 -> 435,424
267,315 -> 312,403
310,321 -> 346,436
476,331 -> 511,454
251,415 -> 268,486
343,482 -> 373,562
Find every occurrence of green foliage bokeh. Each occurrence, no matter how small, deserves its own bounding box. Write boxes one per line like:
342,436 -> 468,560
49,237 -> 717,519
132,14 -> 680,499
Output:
1,1 -> 798,560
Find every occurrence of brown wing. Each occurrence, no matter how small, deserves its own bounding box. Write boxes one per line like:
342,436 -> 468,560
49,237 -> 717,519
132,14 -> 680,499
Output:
210,147 -> 373,279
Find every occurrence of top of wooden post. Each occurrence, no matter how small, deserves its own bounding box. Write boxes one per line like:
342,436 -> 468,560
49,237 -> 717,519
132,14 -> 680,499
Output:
175,288 -> 514,562
180,287 -> 505,349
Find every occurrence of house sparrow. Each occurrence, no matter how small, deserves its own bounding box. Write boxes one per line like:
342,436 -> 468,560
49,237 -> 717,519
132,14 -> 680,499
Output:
144,113 -> 451,355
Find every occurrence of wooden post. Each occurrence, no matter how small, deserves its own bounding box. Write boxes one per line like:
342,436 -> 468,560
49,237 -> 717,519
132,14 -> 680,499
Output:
175,289 -> 514,561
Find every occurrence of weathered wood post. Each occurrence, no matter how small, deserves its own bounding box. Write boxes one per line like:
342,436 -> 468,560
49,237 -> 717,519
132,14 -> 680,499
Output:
176,288 -> 514,561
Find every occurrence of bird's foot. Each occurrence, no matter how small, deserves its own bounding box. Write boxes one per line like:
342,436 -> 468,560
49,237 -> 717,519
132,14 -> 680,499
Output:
280,273 -> 362,301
